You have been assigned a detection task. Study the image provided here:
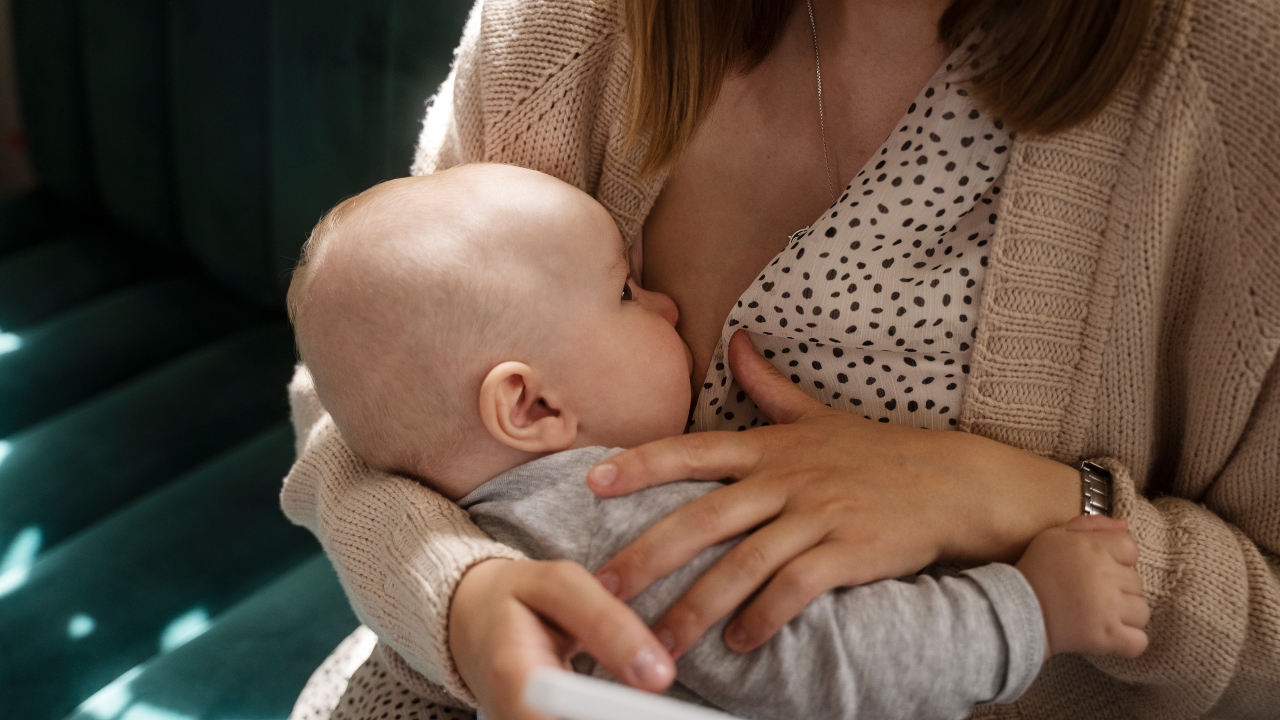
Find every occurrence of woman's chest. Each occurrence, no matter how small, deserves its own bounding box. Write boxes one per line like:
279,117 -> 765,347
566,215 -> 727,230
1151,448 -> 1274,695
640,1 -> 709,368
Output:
640,153 -> 824,391
640,89 -> 905,389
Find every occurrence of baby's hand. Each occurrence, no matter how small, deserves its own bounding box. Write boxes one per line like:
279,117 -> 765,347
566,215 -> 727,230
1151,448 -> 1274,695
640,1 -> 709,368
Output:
1016,515 -> 1150,659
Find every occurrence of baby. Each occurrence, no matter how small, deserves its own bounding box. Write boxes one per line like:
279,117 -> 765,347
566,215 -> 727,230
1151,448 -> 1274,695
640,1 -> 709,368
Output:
288,164 -> 1147,720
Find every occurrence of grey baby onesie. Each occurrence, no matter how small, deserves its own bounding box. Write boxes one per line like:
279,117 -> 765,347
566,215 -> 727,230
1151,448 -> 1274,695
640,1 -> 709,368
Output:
458,446 -> 1045,720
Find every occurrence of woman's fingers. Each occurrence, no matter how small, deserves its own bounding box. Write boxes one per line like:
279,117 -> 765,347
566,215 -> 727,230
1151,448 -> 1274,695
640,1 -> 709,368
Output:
727,330 -> 834,424
451,559 -> 673,720
723,542 -> 855,653
482,600 -> 575,720
650,518 -> 827,657
451,560 -> 574,720
588,430 -> 762,497
516,560 -> 675,691
596,481 -> 786,601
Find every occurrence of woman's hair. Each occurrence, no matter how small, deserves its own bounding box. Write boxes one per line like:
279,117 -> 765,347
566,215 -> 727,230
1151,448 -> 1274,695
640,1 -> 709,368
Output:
623,0 -> 1154,174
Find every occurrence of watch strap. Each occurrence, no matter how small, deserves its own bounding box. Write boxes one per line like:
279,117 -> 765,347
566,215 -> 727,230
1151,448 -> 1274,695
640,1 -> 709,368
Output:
1079,460 -> 1114,517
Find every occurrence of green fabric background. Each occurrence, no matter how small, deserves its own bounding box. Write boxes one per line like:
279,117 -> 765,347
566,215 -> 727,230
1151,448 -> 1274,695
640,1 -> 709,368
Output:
1,1 -> 475,717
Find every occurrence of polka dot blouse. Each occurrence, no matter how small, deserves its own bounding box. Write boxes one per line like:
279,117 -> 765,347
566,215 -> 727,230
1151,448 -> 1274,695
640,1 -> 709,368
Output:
692,50 -> 1011,434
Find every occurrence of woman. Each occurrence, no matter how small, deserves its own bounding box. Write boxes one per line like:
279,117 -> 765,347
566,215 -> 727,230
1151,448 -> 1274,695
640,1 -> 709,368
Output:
284,0 -> 1280,718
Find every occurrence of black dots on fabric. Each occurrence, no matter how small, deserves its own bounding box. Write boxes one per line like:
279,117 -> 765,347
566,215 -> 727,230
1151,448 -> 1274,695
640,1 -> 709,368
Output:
325,652 -> 477,720
693,50 -> 1008,435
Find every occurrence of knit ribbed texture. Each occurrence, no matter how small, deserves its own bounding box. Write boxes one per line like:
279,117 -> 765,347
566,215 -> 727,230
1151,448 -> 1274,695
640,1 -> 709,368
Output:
282,0 -> 1280,715
283,367 -> 524,706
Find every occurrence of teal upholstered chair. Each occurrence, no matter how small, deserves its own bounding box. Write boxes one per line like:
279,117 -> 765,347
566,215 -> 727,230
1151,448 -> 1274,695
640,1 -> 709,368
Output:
0,2 -> 471,718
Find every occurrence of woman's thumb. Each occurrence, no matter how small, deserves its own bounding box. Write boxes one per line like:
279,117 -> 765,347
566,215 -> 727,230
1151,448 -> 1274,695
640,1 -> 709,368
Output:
727,330 -> 832,425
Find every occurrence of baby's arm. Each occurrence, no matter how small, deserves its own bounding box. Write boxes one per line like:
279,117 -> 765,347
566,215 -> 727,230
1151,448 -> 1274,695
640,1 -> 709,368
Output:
467,453 -> 1143,720
581,488 -> 1045,720
627,546 -> 1044,720
639,514 -> 1147,720
1015,514 -> 1150,659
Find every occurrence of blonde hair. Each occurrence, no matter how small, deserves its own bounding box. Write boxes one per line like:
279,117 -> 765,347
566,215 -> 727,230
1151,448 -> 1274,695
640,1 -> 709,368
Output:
623,0 -> 1154,174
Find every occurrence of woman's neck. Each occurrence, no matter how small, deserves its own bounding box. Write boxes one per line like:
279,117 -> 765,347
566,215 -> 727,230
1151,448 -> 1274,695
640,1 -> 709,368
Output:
815,0 -> 951,62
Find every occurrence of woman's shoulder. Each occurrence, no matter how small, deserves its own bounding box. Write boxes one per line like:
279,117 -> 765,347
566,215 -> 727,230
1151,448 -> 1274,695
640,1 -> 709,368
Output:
1144,0 -> 1280,335
478,0 -> 620,35
471,0 -> 624,90
1157,0 -> 1280,110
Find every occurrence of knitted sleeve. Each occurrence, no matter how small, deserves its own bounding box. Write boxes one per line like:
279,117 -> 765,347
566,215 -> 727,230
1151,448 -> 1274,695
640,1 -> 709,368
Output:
280,3 -> 528,705
1080,1 -> 1280,711
1089,357 -> 1280,715
282,366 -> 525,707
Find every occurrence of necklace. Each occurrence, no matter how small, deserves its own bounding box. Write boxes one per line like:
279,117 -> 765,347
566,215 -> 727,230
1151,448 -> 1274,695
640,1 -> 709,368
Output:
806,0 -> 835,205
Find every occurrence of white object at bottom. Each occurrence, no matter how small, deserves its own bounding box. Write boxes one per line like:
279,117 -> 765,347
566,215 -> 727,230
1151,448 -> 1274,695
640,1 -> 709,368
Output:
523,668 -> 745,720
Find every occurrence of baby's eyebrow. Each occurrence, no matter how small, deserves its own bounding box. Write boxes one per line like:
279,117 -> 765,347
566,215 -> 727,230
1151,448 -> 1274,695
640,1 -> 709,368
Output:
608,250 -> 631,281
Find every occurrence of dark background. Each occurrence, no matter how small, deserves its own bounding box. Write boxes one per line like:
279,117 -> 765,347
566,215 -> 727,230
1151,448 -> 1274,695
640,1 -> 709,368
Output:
0,2 -> 475,719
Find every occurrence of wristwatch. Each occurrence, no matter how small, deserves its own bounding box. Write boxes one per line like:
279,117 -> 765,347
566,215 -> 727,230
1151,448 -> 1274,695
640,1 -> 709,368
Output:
1079,461 -> 1114,516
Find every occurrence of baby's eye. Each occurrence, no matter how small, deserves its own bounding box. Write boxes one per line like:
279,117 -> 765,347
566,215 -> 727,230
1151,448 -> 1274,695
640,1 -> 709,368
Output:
621,281 -> 634,301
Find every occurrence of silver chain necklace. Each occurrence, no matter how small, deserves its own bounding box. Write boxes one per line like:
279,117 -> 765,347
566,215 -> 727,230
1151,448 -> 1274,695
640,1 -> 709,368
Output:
806,0 -> 836,205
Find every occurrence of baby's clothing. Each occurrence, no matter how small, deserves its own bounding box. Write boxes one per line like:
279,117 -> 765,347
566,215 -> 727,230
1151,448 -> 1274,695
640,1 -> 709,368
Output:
458,446 -> 1045,720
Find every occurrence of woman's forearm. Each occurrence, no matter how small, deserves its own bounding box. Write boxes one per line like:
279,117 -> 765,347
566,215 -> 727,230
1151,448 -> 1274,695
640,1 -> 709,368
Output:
943,431 -> 1080,565
589,331 -> 1089,657
283,365 -> 525,704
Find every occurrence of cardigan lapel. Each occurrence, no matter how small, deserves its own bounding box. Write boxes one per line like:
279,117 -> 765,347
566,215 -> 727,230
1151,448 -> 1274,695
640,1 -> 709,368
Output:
957,115 -> 1131,459
957,0 -> 1188,461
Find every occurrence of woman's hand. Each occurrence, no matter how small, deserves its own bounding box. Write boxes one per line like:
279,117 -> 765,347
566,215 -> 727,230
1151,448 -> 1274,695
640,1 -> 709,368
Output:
587,330 -> 1081,658
449,558 -> 674,720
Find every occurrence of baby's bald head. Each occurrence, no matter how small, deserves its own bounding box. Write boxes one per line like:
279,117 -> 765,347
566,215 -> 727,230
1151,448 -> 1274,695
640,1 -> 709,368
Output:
289,164 -> 601,489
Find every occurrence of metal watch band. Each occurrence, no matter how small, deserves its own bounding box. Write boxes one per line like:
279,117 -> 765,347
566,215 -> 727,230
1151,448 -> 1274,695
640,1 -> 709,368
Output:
1079,461 -> 1114,517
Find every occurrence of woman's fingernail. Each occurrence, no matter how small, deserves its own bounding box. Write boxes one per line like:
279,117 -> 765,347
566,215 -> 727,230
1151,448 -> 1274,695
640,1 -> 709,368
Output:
589,464 -> 617,487
630,644 -> 674,687
656,627 -> 676,653
596,569 -> 620,596
726,624 -> 749,651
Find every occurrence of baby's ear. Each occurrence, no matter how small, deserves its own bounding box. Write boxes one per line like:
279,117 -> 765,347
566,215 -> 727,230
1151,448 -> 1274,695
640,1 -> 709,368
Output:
478,361 -> 578,452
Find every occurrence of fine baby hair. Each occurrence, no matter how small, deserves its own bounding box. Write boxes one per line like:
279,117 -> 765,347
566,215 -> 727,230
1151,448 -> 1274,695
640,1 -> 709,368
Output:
288,165 -> 568,487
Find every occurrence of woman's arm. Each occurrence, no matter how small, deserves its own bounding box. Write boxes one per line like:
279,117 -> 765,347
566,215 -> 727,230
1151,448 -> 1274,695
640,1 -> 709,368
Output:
1087,358 -> 1280,712
280,8 -> 504,697
284,5 -> 672,710
590,331 -> 1083,656
282,365 -> 522,703
285,367 -> 673,716
594,348 -> 1280,713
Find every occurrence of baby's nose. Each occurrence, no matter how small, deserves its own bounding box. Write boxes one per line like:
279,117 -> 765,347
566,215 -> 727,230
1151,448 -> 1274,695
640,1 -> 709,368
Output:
639,287 -> 680,327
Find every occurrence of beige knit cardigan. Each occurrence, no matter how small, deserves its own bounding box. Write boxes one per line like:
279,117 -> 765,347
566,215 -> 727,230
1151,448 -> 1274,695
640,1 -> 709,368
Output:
281,0 -> 1280,716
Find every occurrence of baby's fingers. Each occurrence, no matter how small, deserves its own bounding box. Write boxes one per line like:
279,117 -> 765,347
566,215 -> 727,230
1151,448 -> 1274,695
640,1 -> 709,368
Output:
1113,564 -> 1143,596
1120,593 -> 1151,631
1063,515 -> 1127,533
1108,625 -> 1149,659
1100,529 -> 1140,566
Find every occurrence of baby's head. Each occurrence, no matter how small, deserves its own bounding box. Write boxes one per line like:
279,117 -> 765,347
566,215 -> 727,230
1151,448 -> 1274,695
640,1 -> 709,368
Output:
289,164 -> 692,498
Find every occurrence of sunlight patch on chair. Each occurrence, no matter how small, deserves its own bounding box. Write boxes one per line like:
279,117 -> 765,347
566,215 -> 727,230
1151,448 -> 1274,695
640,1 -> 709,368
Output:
77,665 -> 143,719
160,607 -> 211,652
0,525 -> 42,597
120,703 -> 195,720
69,613 -> 97,639
0,332 -> 21,355
0,439 -> 10,466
